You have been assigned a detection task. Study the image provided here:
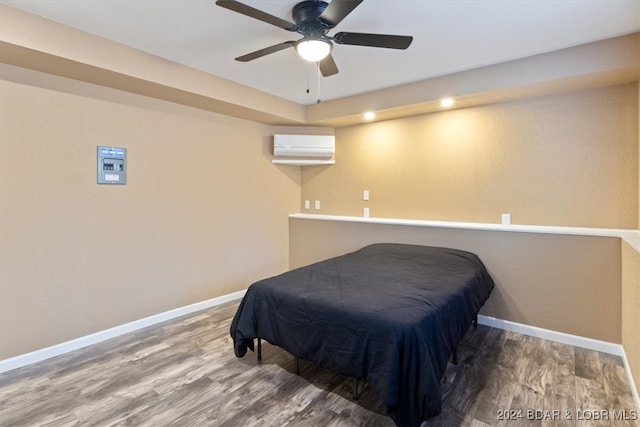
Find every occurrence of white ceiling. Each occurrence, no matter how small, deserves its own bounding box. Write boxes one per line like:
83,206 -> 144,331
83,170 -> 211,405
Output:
2,0 -> 640,105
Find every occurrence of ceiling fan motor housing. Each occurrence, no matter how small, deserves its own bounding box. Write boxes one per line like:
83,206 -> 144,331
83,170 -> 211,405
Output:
293,0 -> 332,37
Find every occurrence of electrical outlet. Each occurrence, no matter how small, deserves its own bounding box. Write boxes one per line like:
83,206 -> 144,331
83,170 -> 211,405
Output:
304,200 -> 310,209
363,190 -> 369,201
314,200 -> 320,210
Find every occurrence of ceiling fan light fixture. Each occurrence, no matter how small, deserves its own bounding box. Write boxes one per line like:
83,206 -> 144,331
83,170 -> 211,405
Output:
295,37 -> 332,62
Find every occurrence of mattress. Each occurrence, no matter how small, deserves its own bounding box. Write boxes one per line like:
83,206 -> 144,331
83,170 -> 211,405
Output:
230,243 -> 494,426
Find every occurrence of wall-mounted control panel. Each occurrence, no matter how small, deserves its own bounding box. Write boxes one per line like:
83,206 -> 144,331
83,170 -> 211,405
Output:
97,146 -> 127,185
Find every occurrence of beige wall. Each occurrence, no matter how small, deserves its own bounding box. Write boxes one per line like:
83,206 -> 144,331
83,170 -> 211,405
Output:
622,241 -> 640,395
290,218 -> 622,343
623,81 -> 640,396
302,83 -> 638,229
0,66 -> 301,359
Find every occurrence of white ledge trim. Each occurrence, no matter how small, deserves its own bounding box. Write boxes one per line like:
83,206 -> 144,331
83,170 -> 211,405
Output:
289,213 -> 640,253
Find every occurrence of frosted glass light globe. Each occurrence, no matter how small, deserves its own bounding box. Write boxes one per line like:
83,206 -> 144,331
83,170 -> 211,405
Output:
296,39 -> 332,62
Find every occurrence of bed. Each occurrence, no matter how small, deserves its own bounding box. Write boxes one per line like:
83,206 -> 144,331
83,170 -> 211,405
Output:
230,243 -> 494,426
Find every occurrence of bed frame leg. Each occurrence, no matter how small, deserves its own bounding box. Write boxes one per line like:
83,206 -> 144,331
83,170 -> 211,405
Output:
452,346 -> 458,365
257,338 -> 262,363
295,357 -> 300,375
473,314 -> 478,328
352,378 -> 360,400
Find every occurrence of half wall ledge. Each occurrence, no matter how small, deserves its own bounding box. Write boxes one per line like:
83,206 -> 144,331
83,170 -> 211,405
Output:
288,213 -> 640,253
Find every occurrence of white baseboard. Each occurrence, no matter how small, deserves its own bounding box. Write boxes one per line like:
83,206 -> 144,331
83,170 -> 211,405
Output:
620,347 -> 640,412
478,314 -> 639,411
0,290 -> 246,374
477,315 -> 623,354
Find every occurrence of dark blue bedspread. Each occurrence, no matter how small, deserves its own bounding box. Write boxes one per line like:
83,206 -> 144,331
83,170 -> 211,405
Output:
230,243 -> 494,426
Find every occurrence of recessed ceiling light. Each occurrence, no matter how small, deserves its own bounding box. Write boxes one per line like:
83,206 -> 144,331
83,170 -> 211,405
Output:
440,97 -> 455,108
363,111 -> 376,121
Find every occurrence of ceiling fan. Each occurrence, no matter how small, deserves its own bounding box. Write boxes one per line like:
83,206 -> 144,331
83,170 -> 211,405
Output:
215,0 -> 413,77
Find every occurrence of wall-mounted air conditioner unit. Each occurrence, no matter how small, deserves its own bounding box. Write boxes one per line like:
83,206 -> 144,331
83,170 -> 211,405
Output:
272,134 -> 335,165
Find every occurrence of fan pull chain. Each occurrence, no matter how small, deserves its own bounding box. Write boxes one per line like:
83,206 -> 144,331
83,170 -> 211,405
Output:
316,61 -> 321,104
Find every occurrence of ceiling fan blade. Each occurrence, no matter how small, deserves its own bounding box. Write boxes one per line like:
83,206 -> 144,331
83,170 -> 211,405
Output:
216,0 -> 297,31
319,54 -> 339,77
333,32 -> 413,49
319,0 -> 363,27
235,41 -> 295,62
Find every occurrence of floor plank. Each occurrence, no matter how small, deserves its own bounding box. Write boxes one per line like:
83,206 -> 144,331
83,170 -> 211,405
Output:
0,300 -> 637,426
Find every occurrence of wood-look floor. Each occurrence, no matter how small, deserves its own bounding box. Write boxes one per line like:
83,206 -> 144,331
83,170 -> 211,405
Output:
0,301 -> 637,427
